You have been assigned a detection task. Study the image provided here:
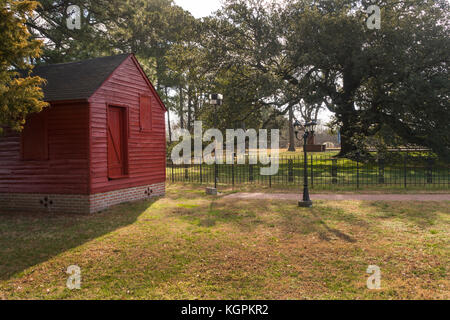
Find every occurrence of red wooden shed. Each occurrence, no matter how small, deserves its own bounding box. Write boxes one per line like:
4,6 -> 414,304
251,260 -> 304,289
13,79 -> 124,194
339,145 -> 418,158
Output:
0,54 -> 167,214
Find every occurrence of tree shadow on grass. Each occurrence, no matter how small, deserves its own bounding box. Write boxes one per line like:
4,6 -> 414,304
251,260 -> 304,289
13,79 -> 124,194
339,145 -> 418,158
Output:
315,222 -> 357,243
168,198 -> 244,228
279,207 -> 359,243
0,198 -> 160,281
365,201 -> 444,229
168,197 -> 361,243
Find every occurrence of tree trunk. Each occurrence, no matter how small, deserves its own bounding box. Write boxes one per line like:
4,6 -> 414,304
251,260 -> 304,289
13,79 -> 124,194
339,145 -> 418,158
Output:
179,86 -> 184,129
336,111 -> 358,157
338,135 -> 356,157
165,87 -> 172,143
167,110 -> 172,143
187,86 -> 192,133
193,88 -> 199,120
288,105 -> 296,152
307,133 -> 315,145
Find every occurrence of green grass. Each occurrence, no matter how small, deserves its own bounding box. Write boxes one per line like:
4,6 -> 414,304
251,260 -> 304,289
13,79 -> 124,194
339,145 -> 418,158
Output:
0,184 -> 448,300
172,182 -> 450,194
168,151 -> 450,191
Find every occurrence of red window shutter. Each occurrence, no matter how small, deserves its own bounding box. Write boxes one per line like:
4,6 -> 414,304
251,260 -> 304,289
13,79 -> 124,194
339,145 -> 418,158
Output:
21,111 -> 48,160
140,94 -> 152,131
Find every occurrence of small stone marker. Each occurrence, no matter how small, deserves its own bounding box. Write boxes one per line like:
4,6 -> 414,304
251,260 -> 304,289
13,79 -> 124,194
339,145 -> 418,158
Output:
206,187 -> 218,195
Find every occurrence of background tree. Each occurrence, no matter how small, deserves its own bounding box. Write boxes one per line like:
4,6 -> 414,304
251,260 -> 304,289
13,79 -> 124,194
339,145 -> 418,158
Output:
283,0 -> 450,158
0,0 -> 48,133
18,0 -> 450,160
166,26 -> 209,133
200,0 -> 323,148
204,0 -> 449,159
26,0 -> 199,142
26,0 -> 112,63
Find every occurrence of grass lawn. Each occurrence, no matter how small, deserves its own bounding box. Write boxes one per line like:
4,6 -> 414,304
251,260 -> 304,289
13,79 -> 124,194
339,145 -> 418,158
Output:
0,184 -> 448,300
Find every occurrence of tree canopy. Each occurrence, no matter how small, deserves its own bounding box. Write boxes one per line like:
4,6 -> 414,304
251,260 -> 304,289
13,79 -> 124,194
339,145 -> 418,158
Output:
2,0 -> 449,159
0,0 -> 48,133
202,0 -> 449,159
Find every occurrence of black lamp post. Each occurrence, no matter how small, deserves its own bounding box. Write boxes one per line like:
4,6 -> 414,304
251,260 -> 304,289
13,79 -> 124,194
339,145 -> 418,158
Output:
294,120 -> 317,208
209,93 -> 223,190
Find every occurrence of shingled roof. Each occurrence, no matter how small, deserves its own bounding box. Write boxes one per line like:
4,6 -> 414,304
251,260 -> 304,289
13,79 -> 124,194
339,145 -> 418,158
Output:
29,54 -> 131,102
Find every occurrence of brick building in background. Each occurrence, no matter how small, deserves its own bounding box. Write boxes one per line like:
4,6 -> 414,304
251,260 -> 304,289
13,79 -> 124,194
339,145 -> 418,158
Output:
0,54 -> 167,214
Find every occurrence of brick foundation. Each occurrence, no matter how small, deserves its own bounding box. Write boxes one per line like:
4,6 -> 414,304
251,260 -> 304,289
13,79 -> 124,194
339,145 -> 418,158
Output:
88,182 -> 165,214
0,182 -> 165,214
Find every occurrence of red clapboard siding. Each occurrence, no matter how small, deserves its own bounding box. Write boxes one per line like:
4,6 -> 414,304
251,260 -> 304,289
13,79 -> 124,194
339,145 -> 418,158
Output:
0,55 -> 165,197
21,110 -> 49,161
0,102 -> 90,194
88,55 -> 166,194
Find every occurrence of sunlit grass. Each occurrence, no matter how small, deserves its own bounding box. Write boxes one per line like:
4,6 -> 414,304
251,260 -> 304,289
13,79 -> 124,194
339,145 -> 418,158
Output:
0,184 -> 448,300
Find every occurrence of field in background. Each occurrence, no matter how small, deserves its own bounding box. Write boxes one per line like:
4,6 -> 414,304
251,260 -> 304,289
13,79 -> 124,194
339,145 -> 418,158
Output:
0,184 -> 448,300
168,151 -> 450,190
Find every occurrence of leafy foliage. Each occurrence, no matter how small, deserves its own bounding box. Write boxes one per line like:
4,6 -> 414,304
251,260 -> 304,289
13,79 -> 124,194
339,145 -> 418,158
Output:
203,0 -> 450,159
4,0 -> 449,160
0,0 -> 48,133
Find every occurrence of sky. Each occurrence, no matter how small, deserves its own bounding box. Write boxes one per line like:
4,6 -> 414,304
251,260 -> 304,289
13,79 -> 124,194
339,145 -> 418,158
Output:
174,0 -> 222,18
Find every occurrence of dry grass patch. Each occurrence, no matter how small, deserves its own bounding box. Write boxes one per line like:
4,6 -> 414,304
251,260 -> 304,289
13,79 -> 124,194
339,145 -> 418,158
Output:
0,184 -> 448,299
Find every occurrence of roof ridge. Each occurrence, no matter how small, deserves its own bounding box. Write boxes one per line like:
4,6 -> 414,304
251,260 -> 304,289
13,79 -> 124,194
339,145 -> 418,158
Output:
34,53 -> 131,68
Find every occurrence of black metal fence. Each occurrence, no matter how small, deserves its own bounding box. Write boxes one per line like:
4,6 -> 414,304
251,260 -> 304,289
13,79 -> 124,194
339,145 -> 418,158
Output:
167,153 -> 450,189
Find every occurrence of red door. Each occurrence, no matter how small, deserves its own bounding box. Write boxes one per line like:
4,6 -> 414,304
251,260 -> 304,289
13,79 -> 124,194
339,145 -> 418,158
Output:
108,106 -> 127,179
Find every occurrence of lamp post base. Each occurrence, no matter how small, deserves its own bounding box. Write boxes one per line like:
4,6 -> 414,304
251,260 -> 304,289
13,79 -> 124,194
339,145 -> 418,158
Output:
206,187 -> 218,196
298,200 -> 313,208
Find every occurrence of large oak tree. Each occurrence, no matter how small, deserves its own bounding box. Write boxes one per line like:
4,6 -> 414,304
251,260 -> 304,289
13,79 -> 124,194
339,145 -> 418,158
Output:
203,0 -> 449,159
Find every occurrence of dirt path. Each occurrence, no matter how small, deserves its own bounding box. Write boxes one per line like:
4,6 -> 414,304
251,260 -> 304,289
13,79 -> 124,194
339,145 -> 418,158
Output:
223,193 -> 450,202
